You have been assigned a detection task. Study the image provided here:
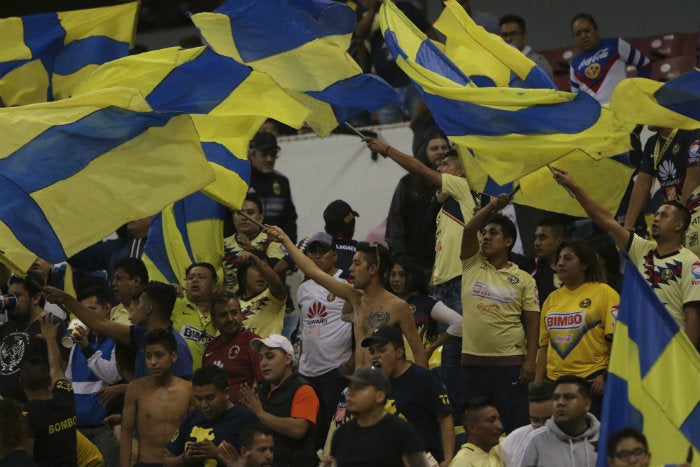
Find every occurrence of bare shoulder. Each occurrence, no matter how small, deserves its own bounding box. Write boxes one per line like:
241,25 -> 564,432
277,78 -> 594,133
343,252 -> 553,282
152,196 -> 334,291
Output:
127,376 -> 149,394
385,292 -> 410,313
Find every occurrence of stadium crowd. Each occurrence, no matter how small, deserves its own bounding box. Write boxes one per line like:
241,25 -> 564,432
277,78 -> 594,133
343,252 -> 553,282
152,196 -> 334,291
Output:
0,2 -> 698,467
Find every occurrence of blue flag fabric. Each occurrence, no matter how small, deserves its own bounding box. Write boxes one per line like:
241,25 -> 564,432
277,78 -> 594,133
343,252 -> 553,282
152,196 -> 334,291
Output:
191,0 -> 400,136
0,3 -> 137,106
143,192 -> 225,286
73,46 -> 309,209
598,260 -> 700,466
378,0 -> 634,186
0,89 -> 214,273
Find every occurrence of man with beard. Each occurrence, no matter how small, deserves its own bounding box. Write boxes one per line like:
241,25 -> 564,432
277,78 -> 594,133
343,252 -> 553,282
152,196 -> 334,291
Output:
0,273 -> 68,402
202,292 -> 263,404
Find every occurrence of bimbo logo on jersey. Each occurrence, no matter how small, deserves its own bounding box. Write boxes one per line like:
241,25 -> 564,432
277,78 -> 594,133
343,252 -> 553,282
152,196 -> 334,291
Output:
546,311 -> 585,330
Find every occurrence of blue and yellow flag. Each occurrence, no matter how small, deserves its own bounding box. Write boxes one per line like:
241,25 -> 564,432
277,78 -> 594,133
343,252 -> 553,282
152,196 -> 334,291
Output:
379,0 -> 634,185
0,88 -> 214,274
598,260 -> 700,466
434,0 -> 554,89
0,2 -> 137,106
73,46 -> 309,209
611,68 -> 700,130
459,147 -> 633,217
143,192 -> 225,286
191,0 -> 399,136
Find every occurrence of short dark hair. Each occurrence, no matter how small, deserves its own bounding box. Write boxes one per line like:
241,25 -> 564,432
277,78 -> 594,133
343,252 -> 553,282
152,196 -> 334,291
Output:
662,200 -> 691,233
356,242 -> 390,277
192,364 -> 228,392
239,423 -> 274,450
606,427 -> 648,458
528,380 -> 555,402
536,218 -> 568,239
242,194 -> 264,214
554,375 -> 592,400
0,399 -> 28,452
139,281 -> 176,320
463,397 -> 497,425
144,328 -> 177,353
570,12 -> 597,30
185,262 -> 217,283
499,14 -> 526,32
236,250 -> 271,297
486,213 -> 518,251
210,291 -> 240,310
19,355 -> 50,392
77,285 -> 110,306
114,257 -> 149,285
8,272 -> 45,307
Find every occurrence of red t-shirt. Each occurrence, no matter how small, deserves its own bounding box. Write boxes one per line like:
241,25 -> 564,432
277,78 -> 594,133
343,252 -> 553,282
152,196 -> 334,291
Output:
202,328 -> 264,404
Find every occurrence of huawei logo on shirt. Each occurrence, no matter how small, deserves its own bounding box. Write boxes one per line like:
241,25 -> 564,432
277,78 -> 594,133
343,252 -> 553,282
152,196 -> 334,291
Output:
306,302 -> 328,325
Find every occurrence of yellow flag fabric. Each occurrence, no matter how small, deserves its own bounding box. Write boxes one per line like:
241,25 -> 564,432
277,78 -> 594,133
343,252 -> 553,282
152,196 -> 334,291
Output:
143,192 -> 224,286
610,69 -> 700,130
0,88 -> 214,273
434,0 -> 554,88
73,46 -> 309,209
598,261 -> 700,466
191,0 -> 399,136
379,0 -> 634,186
0,2 -> 137,105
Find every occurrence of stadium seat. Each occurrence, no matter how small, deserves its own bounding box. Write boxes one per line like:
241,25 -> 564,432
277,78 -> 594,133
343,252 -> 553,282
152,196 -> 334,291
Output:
647,32 -> 691,58
650,55 -> 696,81
552,73 -> 570,91
538,45 -> 579,73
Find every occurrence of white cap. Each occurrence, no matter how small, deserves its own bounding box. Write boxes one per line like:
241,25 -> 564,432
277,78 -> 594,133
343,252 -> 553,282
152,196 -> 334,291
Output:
250,334 -> 294,356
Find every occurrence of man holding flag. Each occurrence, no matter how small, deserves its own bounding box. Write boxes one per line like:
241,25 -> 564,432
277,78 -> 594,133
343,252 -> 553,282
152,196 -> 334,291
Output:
553,167 -> 700,345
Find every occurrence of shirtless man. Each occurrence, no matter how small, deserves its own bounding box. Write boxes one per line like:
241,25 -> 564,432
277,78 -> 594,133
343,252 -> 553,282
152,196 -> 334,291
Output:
120,329 -> 192,467
265,225 -> 428,369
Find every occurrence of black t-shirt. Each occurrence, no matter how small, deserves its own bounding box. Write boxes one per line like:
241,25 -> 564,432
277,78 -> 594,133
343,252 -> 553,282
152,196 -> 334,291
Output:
166,405 -> 259,462
0,318 -> 68,402
389,364 -> 452,462
331,413 -> 424,467
24,379 -> 78,467
639,129 -> 700,203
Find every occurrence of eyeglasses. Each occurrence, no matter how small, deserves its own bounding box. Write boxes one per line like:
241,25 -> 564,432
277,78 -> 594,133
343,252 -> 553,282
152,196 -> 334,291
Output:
613,448 -> 648,461
500,31 -> 523,39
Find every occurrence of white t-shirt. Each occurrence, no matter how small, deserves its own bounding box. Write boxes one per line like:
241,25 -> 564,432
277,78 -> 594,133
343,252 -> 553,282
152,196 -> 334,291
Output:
297,270 -> 353,377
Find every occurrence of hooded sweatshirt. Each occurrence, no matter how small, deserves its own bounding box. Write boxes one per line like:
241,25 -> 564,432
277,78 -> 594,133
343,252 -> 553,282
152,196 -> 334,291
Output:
516,413 -> 599,467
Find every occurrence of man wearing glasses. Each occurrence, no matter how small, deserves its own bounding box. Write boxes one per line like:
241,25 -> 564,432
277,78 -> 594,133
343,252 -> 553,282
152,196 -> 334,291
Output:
606,427 -> 692,467
498,15 -> 553,79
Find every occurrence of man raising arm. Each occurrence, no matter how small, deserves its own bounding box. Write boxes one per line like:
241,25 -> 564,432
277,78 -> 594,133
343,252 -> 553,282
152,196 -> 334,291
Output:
554,167 -> 700,345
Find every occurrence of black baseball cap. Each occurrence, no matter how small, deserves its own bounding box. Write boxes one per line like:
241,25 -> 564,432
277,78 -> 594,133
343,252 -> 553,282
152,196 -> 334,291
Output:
323,200 -> 358,233
250,132 -> 280,152
361,325 -> 404,348
344,366 -> 391,394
